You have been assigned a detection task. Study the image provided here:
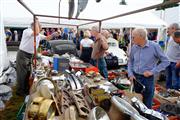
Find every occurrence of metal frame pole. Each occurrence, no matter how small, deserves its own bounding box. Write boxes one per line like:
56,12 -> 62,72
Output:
33,15 -> 37,69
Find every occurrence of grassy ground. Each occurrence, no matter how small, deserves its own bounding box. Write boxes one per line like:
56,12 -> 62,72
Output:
0,87 -> 24,120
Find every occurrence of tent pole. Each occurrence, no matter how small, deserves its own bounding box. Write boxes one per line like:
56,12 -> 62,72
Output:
33,15 -> 37,69
128,28 -> 132,56
58,0 -> 61,24
99,21 -> 102,32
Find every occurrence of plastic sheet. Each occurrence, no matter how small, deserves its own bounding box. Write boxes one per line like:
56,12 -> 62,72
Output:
0,9 -> 10,72
0,85 -> 12,101
0,100 -> 5,111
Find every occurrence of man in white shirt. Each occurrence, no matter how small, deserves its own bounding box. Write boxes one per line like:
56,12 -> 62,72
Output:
16,19 -> 59,96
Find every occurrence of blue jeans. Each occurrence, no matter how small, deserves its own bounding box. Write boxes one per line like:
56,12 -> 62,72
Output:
90,57 -> 108,78
166,62 -> 180,90
134,73 -> 154,109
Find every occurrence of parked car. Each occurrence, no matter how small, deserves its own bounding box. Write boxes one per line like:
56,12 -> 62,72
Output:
107,38 -> 128,66
49,40 -> 77,56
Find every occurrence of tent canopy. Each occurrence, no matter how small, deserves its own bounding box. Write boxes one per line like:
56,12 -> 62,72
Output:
2,0 -> 168,28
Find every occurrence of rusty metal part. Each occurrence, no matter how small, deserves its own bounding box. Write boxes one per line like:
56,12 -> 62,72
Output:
83,86 -> 96,109
56,89 -> 73,114
71,90 -> 90,118
51,93 -> 61,116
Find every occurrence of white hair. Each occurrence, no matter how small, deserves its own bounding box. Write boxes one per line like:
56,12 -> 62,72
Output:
101,30 -> 109,39
133,28 -> 147,39
91,26 -> 100,32
170,23 -> 180,30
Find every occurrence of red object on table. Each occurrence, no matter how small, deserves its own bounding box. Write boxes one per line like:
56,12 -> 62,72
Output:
152,98 -> 161,110
85,66 -> 99,73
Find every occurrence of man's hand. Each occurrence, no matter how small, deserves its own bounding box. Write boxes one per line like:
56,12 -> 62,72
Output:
129,76 -> 136,83
143,71 -> 153,77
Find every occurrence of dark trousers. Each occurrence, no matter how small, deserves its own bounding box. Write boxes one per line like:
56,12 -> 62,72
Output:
16,50 -> 32,96
166,62 -> 180,90
133,72 -> 154,109
80,47 -> 92,63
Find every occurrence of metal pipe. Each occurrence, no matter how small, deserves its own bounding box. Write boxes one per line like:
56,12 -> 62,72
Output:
36,14 -> 99,22
40,22 -> 78,27
17,0 -> 35,15
58,0 -> 61,24
78,21 -> 99,27
101,0 -> 180,22
33,15 -> 37,69
99,21 -> 102,32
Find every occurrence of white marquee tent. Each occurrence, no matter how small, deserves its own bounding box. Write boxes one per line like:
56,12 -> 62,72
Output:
1,0 -> 168,28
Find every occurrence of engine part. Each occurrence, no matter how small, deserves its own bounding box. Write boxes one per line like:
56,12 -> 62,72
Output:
56,89 -> 73,114
71,90 -> 90,118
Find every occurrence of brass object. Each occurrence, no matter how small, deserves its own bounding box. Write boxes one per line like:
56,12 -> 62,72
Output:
33,97 -> 44,104
27,97 -> 56,120
28,104 -> 39,119
39,99 -> 56,120
28,97 -> 44,119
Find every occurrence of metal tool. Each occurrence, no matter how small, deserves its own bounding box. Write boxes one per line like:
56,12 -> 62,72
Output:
133,78 -> 146,93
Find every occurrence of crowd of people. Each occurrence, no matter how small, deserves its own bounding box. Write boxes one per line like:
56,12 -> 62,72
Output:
12,19 -> 180,110
5,28 -> 20,41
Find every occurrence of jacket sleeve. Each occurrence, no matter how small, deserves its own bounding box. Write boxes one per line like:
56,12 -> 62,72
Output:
151,43 -> 170,75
